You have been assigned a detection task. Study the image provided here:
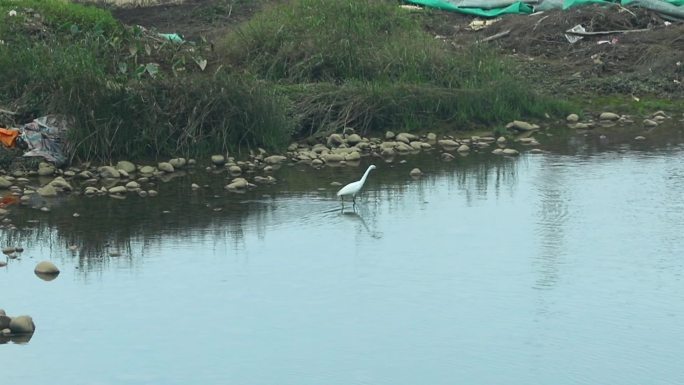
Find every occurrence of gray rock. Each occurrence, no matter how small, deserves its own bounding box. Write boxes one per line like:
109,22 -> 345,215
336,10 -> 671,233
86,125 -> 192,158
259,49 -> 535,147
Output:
457,144 -> 470,152
426,133 -> 437,141
37,163 -> 55,176
191,183 -> 200,190
506,120 -> 538,131
635,136 -> 646,141
438,139 -> 459,147
492,148 -> 504,155
322,153 -> 344,163
49,177 -> 72,192
497,136 -> 507,144
385,131 -> 396,140
395,142 -> 413,153
566,113 -> 579,123
327,133 -> 345,147
211,155 -> 226,166
264,155 -> 287,164
36,185 -> 58,197
228,165 -> 242,174
139,165 -> 156,174
346,134 -> 362,145
225,178 -> 249,190
99,166 -> 121,179
9,315 -> 35,334
158,162 -> 174,173
599,112 -> 620,121
0,309 -> 5,316
116,161 -> 136,173
345,151 -> 361,161
0,177 -> 12,189
502,148 -> 520,156
643,119 -> 658,127
148,190 -> 158,197
410,141 -> 423,150
125,181 -> 140,190
138,190 -> 148,198
441,153 -> 455,161
0,315 -> 10,329
169,158 -> 187,169
409,168 -> 422,177
108,186 -> 126,194
2,247 -> 14,255
34,261 -> 60,275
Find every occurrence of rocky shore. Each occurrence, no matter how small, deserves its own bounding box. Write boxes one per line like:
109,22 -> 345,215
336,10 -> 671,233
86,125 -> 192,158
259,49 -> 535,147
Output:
0,111 -> 677,221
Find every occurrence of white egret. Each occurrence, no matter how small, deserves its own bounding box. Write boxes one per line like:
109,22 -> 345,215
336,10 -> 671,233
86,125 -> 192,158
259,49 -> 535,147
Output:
336,165 -> 376,208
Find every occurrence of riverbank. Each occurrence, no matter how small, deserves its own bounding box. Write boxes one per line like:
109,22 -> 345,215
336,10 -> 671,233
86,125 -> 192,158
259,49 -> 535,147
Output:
0,0 -> 681,170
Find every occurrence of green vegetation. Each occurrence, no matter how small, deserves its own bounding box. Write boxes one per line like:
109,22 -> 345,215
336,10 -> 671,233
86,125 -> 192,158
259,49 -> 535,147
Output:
0,0 -> 291,161
0,0 -> 567,162
221,0 -> 568,136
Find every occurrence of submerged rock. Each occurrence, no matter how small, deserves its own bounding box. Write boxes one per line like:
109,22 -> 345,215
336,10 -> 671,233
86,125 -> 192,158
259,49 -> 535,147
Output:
409,168 -> 422,177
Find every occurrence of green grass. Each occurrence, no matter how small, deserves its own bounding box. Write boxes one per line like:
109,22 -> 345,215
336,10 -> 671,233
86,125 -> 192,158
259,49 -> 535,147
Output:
0,0 -> 292,161
0,0 -> 570,162
220,0 -> 568,136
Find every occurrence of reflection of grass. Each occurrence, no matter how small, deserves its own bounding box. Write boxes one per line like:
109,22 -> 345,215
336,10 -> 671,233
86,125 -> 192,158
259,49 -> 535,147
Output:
0,152 -> 521,274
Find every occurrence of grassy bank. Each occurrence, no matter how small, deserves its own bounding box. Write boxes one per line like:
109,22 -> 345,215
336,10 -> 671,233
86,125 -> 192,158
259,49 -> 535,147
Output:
0,0 -> 568,162
221,0 -> 569,137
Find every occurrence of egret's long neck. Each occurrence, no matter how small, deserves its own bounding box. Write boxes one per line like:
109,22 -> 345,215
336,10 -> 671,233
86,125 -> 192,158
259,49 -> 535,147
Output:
359,166 -> 373,185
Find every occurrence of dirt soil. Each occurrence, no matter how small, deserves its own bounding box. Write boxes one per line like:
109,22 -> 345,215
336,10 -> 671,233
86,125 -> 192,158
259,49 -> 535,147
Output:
112,1 -> 683,100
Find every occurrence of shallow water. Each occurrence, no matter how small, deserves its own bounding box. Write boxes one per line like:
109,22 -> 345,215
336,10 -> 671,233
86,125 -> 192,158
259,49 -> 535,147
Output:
2,126 -> 684,385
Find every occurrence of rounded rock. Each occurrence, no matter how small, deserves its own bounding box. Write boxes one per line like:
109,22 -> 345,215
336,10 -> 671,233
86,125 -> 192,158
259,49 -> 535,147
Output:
116,161 -> 136,174
599,112 -> 620,121
158,162 -> 174,173
409,168 -> 422,177
35,261 -> 60,275
9,315 -> 35,334
211,155 -> 226,166
566,114 -> 579,123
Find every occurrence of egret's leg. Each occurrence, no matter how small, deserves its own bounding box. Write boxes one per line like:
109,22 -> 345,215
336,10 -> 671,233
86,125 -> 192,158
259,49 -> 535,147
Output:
352,195 -> 356,210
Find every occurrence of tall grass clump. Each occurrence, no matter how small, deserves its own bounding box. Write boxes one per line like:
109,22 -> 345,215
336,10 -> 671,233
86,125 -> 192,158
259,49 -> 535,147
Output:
0,0 -> 292,161
220,0 -> 568,136
54,73 -> 293,161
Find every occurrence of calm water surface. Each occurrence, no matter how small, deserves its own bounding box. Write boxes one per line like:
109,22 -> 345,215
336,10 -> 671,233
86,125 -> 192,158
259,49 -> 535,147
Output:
1,127 -> 684,385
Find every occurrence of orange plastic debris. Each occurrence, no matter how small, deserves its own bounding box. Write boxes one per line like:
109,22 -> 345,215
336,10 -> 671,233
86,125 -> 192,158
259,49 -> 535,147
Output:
0,127 -> 20,148
0,194 -> 18,208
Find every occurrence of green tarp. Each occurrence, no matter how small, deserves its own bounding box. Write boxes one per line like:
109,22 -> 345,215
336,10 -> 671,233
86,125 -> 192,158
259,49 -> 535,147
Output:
406,0 -> 534,16
407,0 -> 684,17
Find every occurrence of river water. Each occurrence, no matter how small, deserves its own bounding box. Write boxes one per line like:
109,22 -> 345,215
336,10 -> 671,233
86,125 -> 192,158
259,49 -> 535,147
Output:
1,126 -> 684,385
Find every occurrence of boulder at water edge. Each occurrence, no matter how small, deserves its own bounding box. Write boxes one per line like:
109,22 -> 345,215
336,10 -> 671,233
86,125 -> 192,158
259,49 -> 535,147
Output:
9,315 -> 35,334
